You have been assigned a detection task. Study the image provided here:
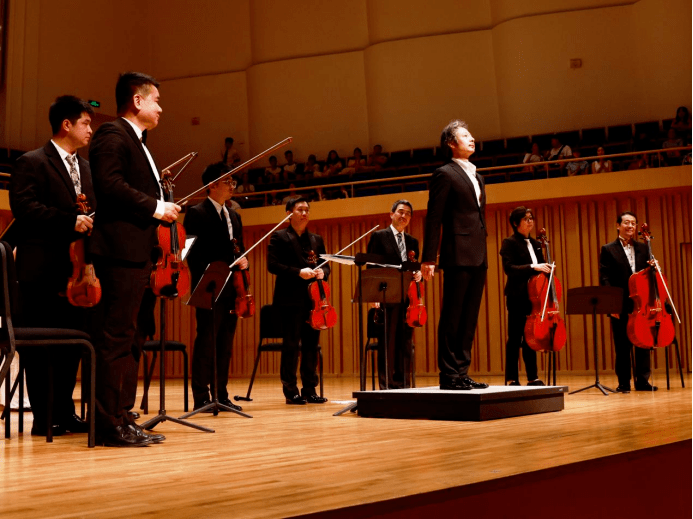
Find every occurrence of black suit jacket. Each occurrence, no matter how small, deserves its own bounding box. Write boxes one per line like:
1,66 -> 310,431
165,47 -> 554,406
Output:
88,118 -> 162,262
499,233 -> 546,312
9,142 -> 95,285
422,161 -> 487,268
367,228 -> 419,267
599,238 -> 649,314
183,198 -> 245,292
267,226 -> 330,308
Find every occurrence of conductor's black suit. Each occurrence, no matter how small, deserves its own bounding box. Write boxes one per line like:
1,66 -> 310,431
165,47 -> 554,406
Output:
422,160 -> 487,384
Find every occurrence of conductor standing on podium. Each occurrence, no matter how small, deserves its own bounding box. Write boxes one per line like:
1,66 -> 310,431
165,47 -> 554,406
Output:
421,119 -> 489,391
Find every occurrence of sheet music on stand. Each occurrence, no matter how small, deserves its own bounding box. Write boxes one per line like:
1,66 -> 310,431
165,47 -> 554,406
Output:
182,236 -> 197,262
319,254 -> 401,269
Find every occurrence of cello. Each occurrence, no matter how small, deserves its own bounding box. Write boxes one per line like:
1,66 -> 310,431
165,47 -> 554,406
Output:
626,223 -> 680,348
230,238 -> 255,318
65,194 -> 101,307
405,250 -> 427,327
150,169 -> 191,299
524,228 -> 567,352
306,250 -> 338,330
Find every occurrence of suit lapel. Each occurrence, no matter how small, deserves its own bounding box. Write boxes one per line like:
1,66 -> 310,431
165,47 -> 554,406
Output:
44,142 -> 78,201
610,239 -> 632,272
115,118 -> 162,198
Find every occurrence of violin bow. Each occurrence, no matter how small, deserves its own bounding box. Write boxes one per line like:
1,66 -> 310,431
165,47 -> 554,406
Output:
162,151 -> 198,183
653,262 -> 682,324
313,225 -> 380,271
540,263 -> 556,322
228,213 -> 292,269
176,137 -> 292,206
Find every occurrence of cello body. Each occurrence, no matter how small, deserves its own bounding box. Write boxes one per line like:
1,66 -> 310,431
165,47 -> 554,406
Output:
66,193 -> 101,307
524,228 -> 567,352
626,224 -> 676,348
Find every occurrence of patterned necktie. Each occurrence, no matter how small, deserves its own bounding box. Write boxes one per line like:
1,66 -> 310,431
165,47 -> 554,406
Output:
221,206 -> 233,240
396,232 -> 406,261
65,154 -> 81,195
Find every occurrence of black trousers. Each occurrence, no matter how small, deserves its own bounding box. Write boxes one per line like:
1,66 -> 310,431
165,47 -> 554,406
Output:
279,306 -> 320,398
377,303 -> 413,389
438,266 -> 486,382
16,280 -> 84,428
90,257 -> 150,431
610,314 -> 651,386
505,307 -> 539,383
192,297 -> 238,404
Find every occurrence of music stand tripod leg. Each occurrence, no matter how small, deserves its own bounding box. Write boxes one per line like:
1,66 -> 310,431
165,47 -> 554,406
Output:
141,297 -> 214,433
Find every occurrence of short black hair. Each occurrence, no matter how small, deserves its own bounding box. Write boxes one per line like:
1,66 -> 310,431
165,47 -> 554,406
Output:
284,149 -> 293,156
48,95 -> 94,135
440,119 -> 468,158
225,137 -> 234,144
391,199 -> 413,213
617,211 -> 637,225
201,162 -> 230,187
354,147 -> 362,154
115,71 -> 160,114
509,206 -> 534,230
286,196 -> 310,212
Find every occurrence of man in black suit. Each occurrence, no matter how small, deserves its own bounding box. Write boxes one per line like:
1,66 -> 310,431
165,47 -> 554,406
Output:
366,199 -> 421,389
421,120 -> 489,391
9,95 -> 95,436
599,211 -> 657,392
88,72 -> 180,447
183,163 -> 248,412
499,207 -> 552,386
267,197 -> 329,405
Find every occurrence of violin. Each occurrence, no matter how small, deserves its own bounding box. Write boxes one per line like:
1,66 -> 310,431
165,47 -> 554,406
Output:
231,238 -> 255,318
306,250 -> 338,330
150,170 -> 191,299
626,223 -> 677,348
405,250 -> 427,327
524,228 -> 567,352
65,194 -> 101,307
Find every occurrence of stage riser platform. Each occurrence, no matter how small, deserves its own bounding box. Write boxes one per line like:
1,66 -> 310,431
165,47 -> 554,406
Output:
354,386 -> 569,421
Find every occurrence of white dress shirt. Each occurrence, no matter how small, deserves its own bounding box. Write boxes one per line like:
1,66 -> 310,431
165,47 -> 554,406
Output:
452,157 -> 481,205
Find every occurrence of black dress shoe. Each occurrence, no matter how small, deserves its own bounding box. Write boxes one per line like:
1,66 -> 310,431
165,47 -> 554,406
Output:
305,394 -> 328,404
460,377 -> 489,389
506,380 -> 521,386
63,413 -> 89,433
129,424 -> 165,444
31,424 -> 65,437
527,379 -> 546,387
285,394 -> 307,405
440,380 -> 472,391
219,398 -> 243,412
616,384 -> 631,393
635,381 -> 658,392
129,411 -> 140,420
97,425 -> 151,447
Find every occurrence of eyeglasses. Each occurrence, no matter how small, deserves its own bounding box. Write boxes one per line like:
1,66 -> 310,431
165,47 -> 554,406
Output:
221,179 -> 237,188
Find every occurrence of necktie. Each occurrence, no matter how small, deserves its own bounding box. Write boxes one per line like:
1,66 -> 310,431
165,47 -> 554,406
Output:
221,206 -> 233,240
396,232 -> 406,261
65,154 -> 81,195
141,130 -> 147,145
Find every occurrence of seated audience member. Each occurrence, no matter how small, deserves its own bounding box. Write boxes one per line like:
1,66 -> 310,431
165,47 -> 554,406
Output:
264,155 -> 283,183
547,135 -> 572,161
336,186 -> 349,199
591,147 -> 613,174
267,190 -> 281,206
342,147 -> 367,176
367,144 -> 388,170
662,128 -> 684,165
313,187 -> 328,202
236,172 -> 255,194
670,106 -> 692,141
628,154 -> 650,170
282,150 -> 299,182
522,142 -> 544,172
222,137 -> 241,168
682,152 -> 692,166
304,154 -> 323,178
282,184 -> 298,205
226,197 -> 241,212
565,149 -> 589,176
324,150 -> 343,176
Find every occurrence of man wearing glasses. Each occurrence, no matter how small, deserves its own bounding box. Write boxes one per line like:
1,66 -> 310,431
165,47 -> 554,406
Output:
183,162 -> 249,411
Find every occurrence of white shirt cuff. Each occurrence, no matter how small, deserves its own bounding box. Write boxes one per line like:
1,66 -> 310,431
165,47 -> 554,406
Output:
153,199 -> 166,220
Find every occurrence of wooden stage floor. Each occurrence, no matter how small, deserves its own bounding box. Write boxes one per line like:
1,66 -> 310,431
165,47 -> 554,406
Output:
1,373 -> 691,518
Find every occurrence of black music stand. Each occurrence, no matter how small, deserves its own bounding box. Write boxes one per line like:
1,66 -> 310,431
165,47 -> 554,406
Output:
179,261 -> 252,419
334,253 -> 406,416
566,286 -> 623,396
